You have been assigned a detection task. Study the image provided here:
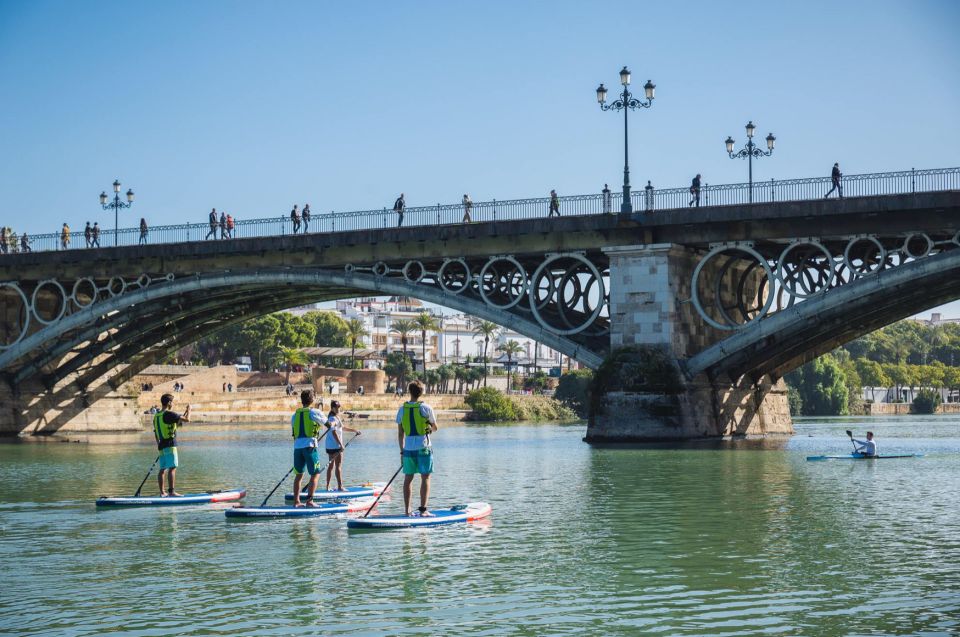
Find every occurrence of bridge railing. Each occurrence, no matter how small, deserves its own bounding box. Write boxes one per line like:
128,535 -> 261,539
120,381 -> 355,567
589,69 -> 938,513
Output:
4,167 -> 958,255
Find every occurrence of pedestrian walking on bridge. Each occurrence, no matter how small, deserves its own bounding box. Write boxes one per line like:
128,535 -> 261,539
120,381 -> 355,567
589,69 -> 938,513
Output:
689,174 -> 702,207
139,218 -> 149,245
20,233 -> 30,252
205,209 -> 218,239
91,222 -> 100,247
462,194 -> 472,223
302,204 -> 311,232
84,222 -> 92,248
548,189 -> 560,217
394,193 -> 406,227
602,184 -> 612,214
291,205 -> 301,234
825,163 -> 843,199
60,223 -> 71,250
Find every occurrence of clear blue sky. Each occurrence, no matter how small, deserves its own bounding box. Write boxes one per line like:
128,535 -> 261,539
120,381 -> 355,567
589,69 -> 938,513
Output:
2,0 -> 959,315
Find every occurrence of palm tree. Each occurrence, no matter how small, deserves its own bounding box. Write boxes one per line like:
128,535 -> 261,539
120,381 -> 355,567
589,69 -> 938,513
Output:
498,339 -> 524,393
345,318 -> 369,368
414,312 -> 441,373
390,318 -> 416,356
279,347 -> 309,385
471,319 -> 499,387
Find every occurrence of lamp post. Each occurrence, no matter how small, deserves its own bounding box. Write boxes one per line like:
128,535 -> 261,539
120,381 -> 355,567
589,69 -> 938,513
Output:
99,179 -> 135,246
725,121 -> 775,204
596,66 -> 655,214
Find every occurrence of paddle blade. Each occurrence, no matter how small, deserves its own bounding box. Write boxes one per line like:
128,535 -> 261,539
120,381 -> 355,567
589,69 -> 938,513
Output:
845,430 -> 853,438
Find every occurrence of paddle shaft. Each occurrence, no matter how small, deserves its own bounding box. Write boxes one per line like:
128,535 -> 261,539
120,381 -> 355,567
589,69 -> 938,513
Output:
846,430 -> 858,452
134,455 -> 161,497
362,465 -> 402,518
260,427 -> 330,506
293,431 -> 361,495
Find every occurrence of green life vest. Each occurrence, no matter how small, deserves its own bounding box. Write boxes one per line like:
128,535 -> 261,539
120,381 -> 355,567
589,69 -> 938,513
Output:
154,410 -> 177,449
401,401 -> 430,437
292,407 -> 321,440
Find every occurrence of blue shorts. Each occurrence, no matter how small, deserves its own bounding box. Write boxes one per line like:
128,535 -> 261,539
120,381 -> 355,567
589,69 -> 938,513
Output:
402,448 -> 434,475
293,447 -> 321,475
159,447 -> 178,470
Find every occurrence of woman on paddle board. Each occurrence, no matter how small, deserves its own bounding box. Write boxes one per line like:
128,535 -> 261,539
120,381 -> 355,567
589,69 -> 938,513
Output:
324,400 -> 361,491
397,381 -> 439,517
154,393 -> 191,496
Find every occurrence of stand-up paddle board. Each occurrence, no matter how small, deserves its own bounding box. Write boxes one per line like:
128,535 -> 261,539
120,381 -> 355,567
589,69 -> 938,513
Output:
806,453 -> 922,461
347,502 -> 492,529
283,482 -> 387,502
96,489 -> 247,507
225,496 -> 378,519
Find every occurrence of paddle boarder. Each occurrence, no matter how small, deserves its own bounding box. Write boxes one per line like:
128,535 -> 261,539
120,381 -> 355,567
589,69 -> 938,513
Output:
291,390 -> 326,507
397,381 -> 439,517
154,393 -> 191,497
852,431 -> 878,457
324,400 -> 362,492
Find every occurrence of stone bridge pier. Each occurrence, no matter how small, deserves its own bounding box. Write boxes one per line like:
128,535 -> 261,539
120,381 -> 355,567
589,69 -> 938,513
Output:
585,244 -> 792,442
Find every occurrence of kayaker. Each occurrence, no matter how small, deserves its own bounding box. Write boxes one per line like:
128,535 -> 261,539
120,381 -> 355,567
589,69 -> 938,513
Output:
397,381 -> 439,517
324,400 -> 362,492
853,431 -> 878,457
154,393 -> 191,496
291,389 -> 326,507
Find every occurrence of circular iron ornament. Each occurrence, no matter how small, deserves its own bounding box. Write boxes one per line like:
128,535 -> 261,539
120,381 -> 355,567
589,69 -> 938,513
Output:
479,256 -> 528,310
842,236 -> 887,278
344,264 -> 355,273
402,260 -> 426,284
902,233 -> 933,259
30,279 -> 68,325
136,274 -> 152,289
106,276 -> 127,297
70,277 -> 99,308
691,244 -> 775,331
714,258 -> 768,327
528,253 -> 606,336
775,240 -> 835,299
0,282 -> 31,349
437,258 -> 472,295
164,273 -> 175,282
372,262 -> 390,277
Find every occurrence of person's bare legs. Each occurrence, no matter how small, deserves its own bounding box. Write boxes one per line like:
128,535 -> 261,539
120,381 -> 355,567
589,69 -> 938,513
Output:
157,469 -> 167,496
325,460 -> 335,491
167,468 -> 181,496
334,454 -> 345,490
419,474 -> 432,515
292,473 -> 305,507
403,474 -> 415,515
305,473 -> 319,507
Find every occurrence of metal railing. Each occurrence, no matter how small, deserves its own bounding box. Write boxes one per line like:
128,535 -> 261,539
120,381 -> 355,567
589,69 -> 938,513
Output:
2,167 -> 957,255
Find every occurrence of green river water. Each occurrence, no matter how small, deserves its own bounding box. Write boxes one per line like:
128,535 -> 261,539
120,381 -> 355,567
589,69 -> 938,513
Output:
1,416 -> 959,636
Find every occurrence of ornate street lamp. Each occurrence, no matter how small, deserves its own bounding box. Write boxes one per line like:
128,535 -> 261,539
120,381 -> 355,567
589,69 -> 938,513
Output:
99,179 -> 135,246
596,66 -> 655,213
725,121 -> 776,203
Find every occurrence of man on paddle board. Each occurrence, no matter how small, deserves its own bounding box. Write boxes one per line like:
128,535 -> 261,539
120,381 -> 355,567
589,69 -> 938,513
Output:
397,381 -> 439,516
292,390 -> 326,507
324,400 -> 362,492
154,393 -> 191,496
852,431 -> 878,457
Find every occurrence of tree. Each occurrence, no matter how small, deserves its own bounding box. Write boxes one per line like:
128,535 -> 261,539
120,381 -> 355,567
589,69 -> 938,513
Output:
302,311 -> 350,347
384,352 -> 413,392
498,339 -> 524,393
345,318 -> 369,368
856,359 -> 891,401
414,312 -> 441,373
279,347 -> 309,385
554,369 -> 593,417
471,319 -> 499,387
390,318 -> 416,355
239,314 -> 282,370
785,354 -> 849,416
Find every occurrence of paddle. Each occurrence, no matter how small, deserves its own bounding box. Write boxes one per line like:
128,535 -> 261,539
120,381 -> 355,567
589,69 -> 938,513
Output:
259,428 -> 330,507
294,431 -> 361,498
846,429 -> 859,454
134,455 -> 160,497
362,465 -> 402,518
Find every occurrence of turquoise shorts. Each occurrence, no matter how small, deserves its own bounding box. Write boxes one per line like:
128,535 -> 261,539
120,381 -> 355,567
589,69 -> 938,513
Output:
293,447 -> 321,475
159,447 -> 178,470
402,448 -> 434,475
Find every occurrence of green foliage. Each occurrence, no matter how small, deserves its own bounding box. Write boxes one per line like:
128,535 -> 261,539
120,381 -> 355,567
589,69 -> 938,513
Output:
510,395 -> 578,421
384,352 -> 413,388
523,371 -> 551,393
554,369 -> 593,417
912,388 -> 942,414
302,311 -> 350,347
787,386 -> 803,416
785,354 -> 849,416
465,387 -> 518,421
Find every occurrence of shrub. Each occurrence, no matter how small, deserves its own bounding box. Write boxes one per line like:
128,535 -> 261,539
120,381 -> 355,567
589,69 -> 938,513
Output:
510,395 -> 578,421
912,389 -> 942,414
555,369 -> 593,417
465,387 -> 518,422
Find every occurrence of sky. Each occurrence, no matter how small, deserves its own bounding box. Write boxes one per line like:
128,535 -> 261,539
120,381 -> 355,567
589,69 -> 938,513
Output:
1,0 -> 959,315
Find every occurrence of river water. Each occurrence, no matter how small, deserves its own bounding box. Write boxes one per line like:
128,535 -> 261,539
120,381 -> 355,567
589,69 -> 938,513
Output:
1,416 -> 959,636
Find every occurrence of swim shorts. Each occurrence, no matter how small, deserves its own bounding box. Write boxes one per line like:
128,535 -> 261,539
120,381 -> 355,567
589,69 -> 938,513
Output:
293,446 -> 321,475
159,447 -> 178,470
402,448 -> 433,475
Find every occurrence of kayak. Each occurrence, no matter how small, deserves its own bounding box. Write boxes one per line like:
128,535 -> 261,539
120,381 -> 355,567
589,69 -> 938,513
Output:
806,453 -> 923,461
347,502 -> 492,530
225,496 -> 378,519
96,489 -> 247,507
283,482 -> 387,502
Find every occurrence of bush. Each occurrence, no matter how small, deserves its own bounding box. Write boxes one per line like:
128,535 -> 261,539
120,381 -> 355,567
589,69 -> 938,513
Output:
510,395 -> 578,421
555,369 -> 593,417
912,389 -> 942,414
465,387 -> 518,422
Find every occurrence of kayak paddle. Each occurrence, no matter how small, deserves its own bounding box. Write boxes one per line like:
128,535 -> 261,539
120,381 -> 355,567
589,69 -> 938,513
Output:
845,430 -> 857,452
134,455 -> 160,497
